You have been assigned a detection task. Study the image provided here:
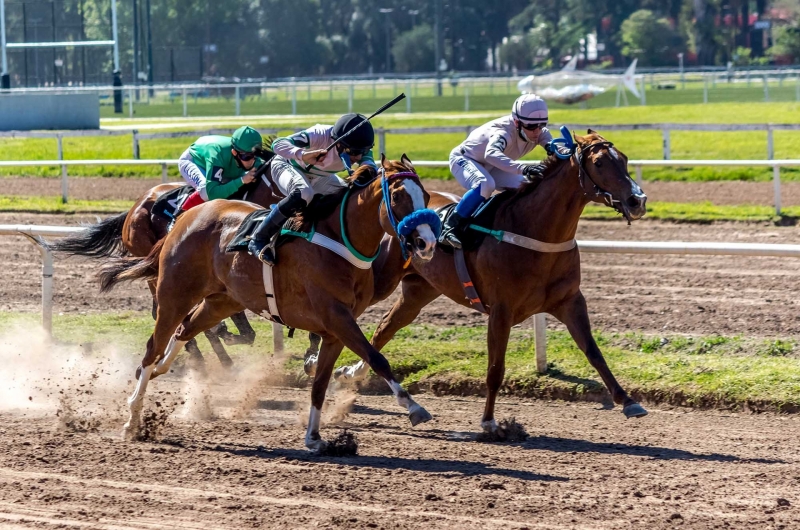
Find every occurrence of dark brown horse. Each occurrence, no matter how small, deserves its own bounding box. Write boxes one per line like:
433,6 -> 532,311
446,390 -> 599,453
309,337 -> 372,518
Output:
98,156 -> 439,450
333,131 -> 649,433
49,172 -> 279,369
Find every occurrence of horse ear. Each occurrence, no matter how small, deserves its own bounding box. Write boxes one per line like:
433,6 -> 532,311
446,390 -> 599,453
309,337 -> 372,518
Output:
400,153 -> 415,171
574,131 -> 588,146
587,128 -> 596,135
380,153 -> 388,169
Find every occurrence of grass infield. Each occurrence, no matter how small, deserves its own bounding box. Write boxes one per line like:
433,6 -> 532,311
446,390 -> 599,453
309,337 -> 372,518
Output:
5,311 -> 798,413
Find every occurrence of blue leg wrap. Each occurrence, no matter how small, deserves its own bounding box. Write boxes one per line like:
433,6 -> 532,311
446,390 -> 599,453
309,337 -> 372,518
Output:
455,187 -> 485,218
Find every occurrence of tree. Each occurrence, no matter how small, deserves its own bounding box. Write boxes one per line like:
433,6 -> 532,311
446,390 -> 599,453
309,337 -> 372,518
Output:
621,9 -> 684,66
498,35 -> 531,70
392,24 -> 436,73
769,25 -> 800,63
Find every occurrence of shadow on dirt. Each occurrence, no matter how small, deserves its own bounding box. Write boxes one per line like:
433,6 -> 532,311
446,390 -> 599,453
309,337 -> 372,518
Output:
519,435 -> 785,464
196,442 -> 568,482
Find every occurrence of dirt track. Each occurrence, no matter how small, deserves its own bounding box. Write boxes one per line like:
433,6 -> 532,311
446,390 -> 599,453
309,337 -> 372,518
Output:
1,213 -> 799,337
5,176 -> 800,206
1,381 -> 799,529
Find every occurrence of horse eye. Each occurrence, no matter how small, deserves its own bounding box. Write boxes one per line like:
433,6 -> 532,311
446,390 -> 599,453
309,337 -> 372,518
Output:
594,160 -> 603,167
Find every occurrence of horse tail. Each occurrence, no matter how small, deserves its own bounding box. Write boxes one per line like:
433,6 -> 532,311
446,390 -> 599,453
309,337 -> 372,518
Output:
48,212 -> 128,258
99,238 -> 164,293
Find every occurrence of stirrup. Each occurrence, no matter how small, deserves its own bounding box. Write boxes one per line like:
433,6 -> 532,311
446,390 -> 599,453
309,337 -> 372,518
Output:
248,239 -> 276,266
439,228 -> 463,250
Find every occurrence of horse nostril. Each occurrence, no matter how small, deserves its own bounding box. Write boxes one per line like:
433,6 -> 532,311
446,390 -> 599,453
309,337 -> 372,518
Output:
627,195 -> 642,208
415,237 -> 427,250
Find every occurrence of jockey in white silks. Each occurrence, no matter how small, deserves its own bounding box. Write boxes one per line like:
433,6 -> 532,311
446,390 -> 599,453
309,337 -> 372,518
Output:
440,94 -> 568,249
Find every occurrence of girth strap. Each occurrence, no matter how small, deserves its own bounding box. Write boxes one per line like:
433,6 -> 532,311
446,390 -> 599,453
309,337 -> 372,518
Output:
453,248 -> 489,315
469,224 -> 576,253
261,262 -> 285,325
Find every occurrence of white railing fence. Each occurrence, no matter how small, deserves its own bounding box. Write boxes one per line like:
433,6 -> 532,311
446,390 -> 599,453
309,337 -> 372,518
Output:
4,123 -> 800,164
1,157 -> 797,215
1,225 -> 284,353
6,224 -> 800,372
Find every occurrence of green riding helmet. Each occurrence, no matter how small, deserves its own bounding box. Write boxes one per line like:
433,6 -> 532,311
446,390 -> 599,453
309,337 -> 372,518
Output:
231,126 -> 263,153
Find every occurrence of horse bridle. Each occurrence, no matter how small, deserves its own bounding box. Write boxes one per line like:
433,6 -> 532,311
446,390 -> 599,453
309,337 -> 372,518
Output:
378,168 -> 441,259
574,140 -> 637,224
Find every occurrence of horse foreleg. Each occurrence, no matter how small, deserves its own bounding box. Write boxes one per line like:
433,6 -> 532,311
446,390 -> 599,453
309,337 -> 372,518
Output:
303,332 -> 322,377
305,335 -> 345,452
481,305 -> 512,433
219,311 -> 257,346
334,274 -> 440,384
550,291 -> 648,418
324,305 -> 431,426
202,325 -> 235,370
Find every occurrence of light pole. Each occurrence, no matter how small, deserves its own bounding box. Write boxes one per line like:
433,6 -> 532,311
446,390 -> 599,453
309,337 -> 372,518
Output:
0,0 -> 8,88
379,8 -> 393,73
408,9 -> 419,27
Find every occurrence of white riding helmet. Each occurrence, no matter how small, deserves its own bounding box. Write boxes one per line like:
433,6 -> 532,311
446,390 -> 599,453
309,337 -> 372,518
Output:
512,94 -> 548,125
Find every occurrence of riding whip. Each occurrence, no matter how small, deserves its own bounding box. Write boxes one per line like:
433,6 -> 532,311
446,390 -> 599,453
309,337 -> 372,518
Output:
321,93 -> 407,154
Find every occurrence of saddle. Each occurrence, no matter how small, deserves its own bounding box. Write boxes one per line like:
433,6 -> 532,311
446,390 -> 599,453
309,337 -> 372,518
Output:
436,190 -> 512,252
151,185 -> 193,225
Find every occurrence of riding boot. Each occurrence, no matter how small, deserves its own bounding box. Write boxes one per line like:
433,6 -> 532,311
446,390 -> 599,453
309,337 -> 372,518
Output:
439,186 -> 485,249
439,211 -> 469,249
247,207 -> 288,265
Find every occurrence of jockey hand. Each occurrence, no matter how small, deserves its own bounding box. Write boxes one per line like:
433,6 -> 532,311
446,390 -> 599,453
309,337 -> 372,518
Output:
242,170 -> 257,185
301,149 -> 328,165
522,163 -> 547,179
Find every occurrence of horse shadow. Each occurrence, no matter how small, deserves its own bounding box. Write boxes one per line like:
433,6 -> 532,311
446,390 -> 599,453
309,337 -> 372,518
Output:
519,435 -> 784,464
199,442 -> 567,482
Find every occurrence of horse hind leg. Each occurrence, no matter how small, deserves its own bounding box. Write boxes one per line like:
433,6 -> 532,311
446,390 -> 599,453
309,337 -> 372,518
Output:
334,274 -> 440,384
305,335 -> 345,452
159,294 -> 245,377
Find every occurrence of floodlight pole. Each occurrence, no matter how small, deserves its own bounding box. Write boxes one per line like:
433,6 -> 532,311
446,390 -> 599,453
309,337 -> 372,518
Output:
111,0 -> 119,71
0,0 -> 9,88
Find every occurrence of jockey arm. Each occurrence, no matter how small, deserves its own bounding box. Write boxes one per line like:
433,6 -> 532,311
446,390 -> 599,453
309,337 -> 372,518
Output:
204,158 -> 264,200
484,132 -> 526,174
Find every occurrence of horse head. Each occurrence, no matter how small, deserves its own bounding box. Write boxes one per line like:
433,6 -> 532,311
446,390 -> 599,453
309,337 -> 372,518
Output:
379,154 -> 439,261
573,130 -> 647,223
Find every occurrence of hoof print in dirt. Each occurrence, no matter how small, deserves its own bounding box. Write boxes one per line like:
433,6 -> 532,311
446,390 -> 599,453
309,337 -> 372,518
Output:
476,418 -> 529,443
318,430 -> 358,457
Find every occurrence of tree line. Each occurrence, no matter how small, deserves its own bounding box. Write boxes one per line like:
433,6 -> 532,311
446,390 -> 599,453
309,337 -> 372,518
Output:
2,0 -> 799,87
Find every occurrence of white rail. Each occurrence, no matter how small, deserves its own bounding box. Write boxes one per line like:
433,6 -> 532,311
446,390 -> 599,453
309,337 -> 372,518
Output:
1,157 -> 796,215
6,223 -> 800,371
0,224 -> 284,353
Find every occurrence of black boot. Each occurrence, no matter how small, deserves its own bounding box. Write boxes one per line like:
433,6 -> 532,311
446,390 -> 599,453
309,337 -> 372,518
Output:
248,207 -> 288,265
439,211 -> 468,249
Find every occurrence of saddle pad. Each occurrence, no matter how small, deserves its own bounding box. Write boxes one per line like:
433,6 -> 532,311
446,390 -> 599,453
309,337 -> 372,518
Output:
151,185 -> 193,224
225,209 -> 271,252
436,191 -> 512,252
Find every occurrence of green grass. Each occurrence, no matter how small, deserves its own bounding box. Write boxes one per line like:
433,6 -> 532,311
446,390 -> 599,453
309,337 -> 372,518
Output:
99,79 -> 800,119
5,311 -> 800,412
1,194 -> 791,223
3,101 -> 799,180
0,195 -> 133,213
584,201 -> 800,222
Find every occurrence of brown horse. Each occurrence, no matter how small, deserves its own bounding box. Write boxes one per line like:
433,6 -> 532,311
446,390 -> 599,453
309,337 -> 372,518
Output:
98,156 -> 439,450
49,171 -> 278,369
333,131 -> 649,433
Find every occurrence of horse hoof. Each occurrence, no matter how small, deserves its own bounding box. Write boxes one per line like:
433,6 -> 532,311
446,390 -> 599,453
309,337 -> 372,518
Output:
481,419 -> 498,433
408,404 -> 432,426
623,402 -> 648,418
306,438 -> 328,453
122,422 -> 137,441
304,355 -> 318,377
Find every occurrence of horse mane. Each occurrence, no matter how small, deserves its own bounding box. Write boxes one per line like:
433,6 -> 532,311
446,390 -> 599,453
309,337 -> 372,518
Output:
513,153 -> 571,199
288,163 -> 380,230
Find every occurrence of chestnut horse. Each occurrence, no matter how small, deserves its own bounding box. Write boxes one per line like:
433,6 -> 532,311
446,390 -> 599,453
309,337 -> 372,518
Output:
49,171 -> 278,369
334,131 -> 649,433
98,156 -> 439,451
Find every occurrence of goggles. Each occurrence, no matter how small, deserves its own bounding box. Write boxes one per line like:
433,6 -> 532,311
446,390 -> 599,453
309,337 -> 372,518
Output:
235,150 -> 256,162
519,121 -> 547,131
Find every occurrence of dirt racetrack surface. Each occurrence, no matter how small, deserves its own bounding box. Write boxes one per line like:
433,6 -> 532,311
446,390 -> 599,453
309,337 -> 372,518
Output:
5,176 -> 800,206
1,382 -> 799,530
1,213 -> 800,337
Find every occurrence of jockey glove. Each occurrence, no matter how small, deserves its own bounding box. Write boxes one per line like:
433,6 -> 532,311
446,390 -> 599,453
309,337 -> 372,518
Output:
522,164 -> 547,180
